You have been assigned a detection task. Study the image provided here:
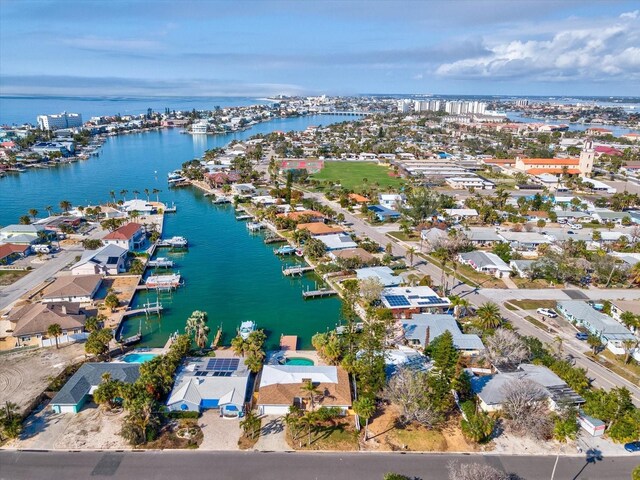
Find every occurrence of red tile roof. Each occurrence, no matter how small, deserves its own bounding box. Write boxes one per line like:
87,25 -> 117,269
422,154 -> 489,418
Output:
0,243 -> 29,260
103,222 -> 143,240
526,168 -> 581,175
521,158 -> 579,166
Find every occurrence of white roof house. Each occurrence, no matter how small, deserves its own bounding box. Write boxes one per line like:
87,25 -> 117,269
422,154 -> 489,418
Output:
355,266 -> 401,287
380,286 -> 451,315
458,251 -> 512,278
166,357 -> 250,416
317,233 -> 358,251
71,244 -> 128,275
378,194 -> 406,210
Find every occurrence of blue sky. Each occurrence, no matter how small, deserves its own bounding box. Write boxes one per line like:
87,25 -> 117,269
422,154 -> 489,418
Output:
1,0 -> 639,97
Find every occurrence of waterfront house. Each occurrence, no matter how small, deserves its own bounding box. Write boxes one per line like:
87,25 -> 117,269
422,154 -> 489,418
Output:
71,244 -> 128,275
328,248 -> 377,266
402,314 -> 484,354
557,301 -> 636,355
41,274 -> 102,304
316,233 -> 358,251
102,222 -> 145,251
458,251 -> 512,278
166,356 -> 250,416
36,215 -> 82,233
0,243 -> 30,264
471,364 -> 584,413
50,363 -> 140,414
7,302 -> 87,348
277,210 -> 326,223
257,365 -> 351,415
380,286 -> 451,318
355,266 -> 401,287
231,183 -> 256,197
368,205 -> 401,221
297,222 -> 345,236
121,199 -> 154,215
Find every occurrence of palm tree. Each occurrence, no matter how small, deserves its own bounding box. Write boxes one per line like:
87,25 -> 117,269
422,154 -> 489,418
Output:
19,215 -> 31,225
406,246 -> 417,267
620,312 -> 638,331
239,411 -> 261,439
59,200 -> 72,213
28,209 -> 38,221
152,188 -> 161,202
144,188 -> 150,202
120,189 -> 128,202
0,401 -> 22,439
475,302 -> 502,330
629,263 -> 640,286
231,335 -> 249,357
133,190 -> 140,200
129,210 -> 140,220
47,323 -> 63,349
184,310 -> 210,349
451,296 -> 470,319
300,380 -> 321,411
353,396 -> 376,441
586,334 -> 603,354
622,339 -> 638,364
109,190 -> 116,203
45,205 -> 54,217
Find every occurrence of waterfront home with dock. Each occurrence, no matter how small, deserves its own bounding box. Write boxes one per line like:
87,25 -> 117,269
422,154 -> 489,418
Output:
41,274 -> 102,304
166,356 -> 250,416
102,222 -> 146,251
5,302 -> 88,348
51,363 -> 140,414
71,244 -> 128,275
316,233 -> 358,251
296,222 -> 345,236
402,314 -> 484,354
257,365 -> 351,415
0,224 -> 50,245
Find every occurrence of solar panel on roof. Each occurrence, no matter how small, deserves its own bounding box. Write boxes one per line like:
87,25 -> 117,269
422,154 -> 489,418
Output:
385,295 -> 411,307
205,358 -> 239,372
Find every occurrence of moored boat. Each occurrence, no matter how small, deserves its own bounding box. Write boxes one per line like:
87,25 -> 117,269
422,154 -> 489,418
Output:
238,320 -> 256,340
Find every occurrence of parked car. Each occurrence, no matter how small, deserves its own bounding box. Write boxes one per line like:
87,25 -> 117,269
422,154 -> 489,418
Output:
567,230 -> 575,234
575,332 -> 589,341
537,308 -> 558,318
624,441 -> 640,452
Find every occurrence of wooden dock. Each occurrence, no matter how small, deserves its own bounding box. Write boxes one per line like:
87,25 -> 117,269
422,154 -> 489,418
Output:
283,265 -> 314,276
280,335 -> 298,351
122,301 -> 163,318
302,288 -> 337,299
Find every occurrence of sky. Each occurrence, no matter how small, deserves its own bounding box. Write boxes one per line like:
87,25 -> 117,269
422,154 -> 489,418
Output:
1,0 -> 639,97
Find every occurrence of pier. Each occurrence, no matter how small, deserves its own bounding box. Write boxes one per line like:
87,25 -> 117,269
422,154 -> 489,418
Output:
147,257 -> 174,268
302,288 -> 337,299
246,222 -> 264,232
236,214 -> 253,221
283,265 -> 314,276
122,301 -> 163,318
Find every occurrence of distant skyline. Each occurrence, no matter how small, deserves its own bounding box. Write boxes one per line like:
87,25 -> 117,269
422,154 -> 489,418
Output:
1,0 -> 639,97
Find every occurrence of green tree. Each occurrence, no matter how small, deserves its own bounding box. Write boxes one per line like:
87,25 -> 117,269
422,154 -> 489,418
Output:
491,242 -> 512,263
0,401 -> 22,440
85,328 -> 113,359
429,330 -> 459,379
59,200 -> 72,213
19,215 -> 31,225
303,237 -> 326,259
47,323 -> 62,349
84,315 -> 103,333
353,396 -> 376,440
553,409 -> 579,442
240,411 -> 261,439
460,404 -> 495,443
475,302 -> 502,330
185,310 -> 210,349
129,258 -> 145,275
300,380 -> 322,411
28,208 -> 38,221
104,293 -> 119,312
586,334 -> 603,354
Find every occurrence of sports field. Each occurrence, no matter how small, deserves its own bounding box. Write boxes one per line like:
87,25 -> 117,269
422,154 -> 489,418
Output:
311,161 -> 404,192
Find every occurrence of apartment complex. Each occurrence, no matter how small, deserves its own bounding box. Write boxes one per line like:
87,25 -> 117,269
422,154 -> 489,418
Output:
36,112 -> 83,131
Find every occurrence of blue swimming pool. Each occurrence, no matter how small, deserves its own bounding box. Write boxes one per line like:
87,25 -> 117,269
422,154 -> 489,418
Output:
121,353 -> 158,363
285,357 -> 315,366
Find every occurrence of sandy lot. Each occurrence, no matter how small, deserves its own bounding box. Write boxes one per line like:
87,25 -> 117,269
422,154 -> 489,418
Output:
198,410 -> 242,450
0,342 -> 87,416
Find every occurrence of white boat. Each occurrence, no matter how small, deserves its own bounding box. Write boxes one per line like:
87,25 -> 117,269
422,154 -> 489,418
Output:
166,236 -> 188,248
145,273 -> 182,288
238,320 -> 256,340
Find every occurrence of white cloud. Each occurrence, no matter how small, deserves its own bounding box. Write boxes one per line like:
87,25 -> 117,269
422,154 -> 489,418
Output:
620,10 -> 638,19
436,13 -> 640,82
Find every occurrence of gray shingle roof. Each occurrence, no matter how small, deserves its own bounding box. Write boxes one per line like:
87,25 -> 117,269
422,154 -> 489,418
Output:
403,314 -> 484,351
51,363 -> 140,405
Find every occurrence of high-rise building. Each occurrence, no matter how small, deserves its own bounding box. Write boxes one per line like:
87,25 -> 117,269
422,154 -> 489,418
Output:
36,112 -> 83,131
397,99 -> 412,113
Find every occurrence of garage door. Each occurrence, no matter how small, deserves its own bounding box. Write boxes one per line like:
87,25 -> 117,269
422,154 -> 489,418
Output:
260,405 -> 290,416
57,405 -> 77,414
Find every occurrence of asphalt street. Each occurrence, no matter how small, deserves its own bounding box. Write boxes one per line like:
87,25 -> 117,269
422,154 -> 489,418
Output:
0,450 -> 637,480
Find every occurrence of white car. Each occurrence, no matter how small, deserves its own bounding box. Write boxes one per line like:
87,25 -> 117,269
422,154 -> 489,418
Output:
537,308 -> 558,317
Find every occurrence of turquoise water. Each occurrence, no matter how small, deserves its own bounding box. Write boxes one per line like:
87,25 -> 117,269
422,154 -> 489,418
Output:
0,115 -> 348,350
121,352 -> 158,363
285,357 -> 315,366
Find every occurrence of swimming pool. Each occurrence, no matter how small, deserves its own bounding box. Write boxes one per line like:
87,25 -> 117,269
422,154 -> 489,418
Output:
285,357 -> 315,366
121,353 -> 158,363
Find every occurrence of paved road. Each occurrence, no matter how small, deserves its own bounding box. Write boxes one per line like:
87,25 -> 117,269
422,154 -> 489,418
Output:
304,190 -> 640,403
0,450 -> 637,480
0,248 -> 82,311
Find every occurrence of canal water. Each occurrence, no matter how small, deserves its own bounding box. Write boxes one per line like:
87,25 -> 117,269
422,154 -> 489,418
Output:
507,112 -> 639,137
0,115 -> 349,349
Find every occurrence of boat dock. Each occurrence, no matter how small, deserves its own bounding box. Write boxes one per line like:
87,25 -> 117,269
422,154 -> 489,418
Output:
236,214 -> 253,221
246,222 -> 264,232
122,301 -> 163,318
264,234 -> 285,244
302,288 -> 337,299
283,265 -> 314,276
147,257 -> 174,268
280,335 -> 298,352
275,245 -> 300,256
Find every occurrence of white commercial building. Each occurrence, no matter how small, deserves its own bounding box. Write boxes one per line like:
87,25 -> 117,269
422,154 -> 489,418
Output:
36,112 -> 83,131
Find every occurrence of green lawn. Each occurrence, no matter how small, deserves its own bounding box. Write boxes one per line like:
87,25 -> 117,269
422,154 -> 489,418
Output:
510,299 -> 557,310
311,161 -> 404,192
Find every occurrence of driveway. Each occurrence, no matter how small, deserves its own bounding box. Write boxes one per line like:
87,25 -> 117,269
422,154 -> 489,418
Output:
8,401 -> 73,450
254,415 -> 291,452
198,410 -> 241,450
